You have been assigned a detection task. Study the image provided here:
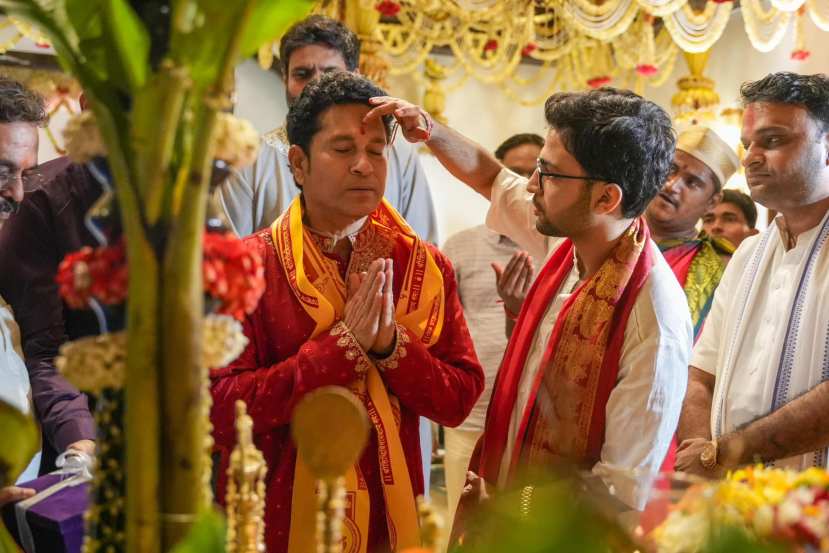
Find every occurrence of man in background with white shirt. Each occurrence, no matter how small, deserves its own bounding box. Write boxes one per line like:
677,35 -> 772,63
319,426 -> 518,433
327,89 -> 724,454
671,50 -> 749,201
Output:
218,15 -> 439,243
676,72 -> 829,476
441,133 -> 543,524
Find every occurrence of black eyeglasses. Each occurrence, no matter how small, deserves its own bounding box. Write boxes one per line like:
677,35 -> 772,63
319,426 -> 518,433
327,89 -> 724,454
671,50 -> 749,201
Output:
535,159 -> 609,190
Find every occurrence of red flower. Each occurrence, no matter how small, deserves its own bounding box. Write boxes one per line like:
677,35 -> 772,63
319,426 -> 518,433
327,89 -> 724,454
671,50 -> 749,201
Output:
791,49 -> 811,61
635,63 -> 659,77
56,242 -> 128,308
35,42 -> 51,49
202,232 -> 265,320
521,42 -> 538,57
56,233 -> 265,320
375,0 -> 401,17
587,75 -> 612,88
483,39 -> 498,52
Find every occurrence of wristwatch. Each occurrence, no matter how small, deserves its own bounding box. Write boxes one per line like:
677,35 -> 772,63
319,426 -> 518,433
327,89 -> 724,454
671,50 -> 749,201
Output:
699,440 -> 718,470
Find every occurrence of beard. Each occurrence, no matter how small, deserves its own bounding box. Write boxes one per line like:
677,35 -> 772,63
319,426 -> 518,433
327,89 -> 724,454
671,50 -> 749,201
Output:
535,215 -> 565,237
534,187 -> 592,237
0,196 -> 19,217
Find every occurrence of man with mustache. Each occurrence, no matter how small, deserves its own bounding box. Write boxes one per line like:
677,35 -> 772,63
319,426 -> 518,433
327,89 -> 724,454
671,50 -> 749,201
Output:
0,77 -> 45,506
218,14 -> 438,243
219,15 -> 441,487
367,88 -> 692,512
209,72 -> 483,553
676,72 -> 829,477
645,127 -> 740,340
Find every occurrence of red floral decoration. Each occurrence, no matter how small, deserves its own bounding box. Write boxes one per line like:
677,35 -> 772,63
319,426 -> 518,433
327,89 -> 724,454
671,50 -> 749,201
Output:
375,0 -> 401,17
711,0 -> 732,4
791,49 -> 811,61
483,39 -> 498,52
635,64 -> 659,77
56,233 -> 265,320
521,42 -> 538,57
56,242 -> 128,309
587,75 -> 612,89
202,232 -> 265,320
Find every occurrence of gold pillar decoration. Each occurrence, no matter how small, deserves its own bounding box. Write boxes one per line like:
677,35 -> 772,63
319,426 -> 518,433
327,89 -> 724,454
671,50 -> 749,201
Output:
344,0 -> 390,87
671,50 -> 720,124
292,386 -> 370,553
423,57 -> 449,126
225,400 -> 267,553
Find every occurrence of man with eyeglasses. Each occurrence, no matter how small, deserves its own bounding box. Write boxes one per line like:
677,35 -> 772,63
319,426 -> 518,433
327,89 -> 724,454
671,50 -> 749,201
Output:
0,98 -> 97,477
366,88 -> 692,520
0,78 -> 52,506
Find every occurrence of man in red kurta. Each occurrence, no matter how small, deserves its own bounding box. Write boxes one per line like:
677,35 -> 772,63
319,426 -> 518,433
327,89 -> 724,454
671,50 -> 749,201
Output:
210,73 -> 483,553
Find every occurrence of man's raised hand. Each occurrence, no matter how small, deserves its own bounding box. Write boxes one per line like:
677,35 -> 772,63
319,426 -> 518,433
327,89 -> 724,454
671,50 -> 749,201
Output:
365,96 -> 432,143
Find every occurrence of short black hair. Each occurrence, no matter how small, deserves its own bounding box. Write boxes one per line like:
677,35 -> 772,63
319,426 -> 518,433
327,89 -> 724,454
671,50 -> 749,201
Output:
740,72 -> 829,131
720,189 -> 758,229
0,77 -> 46,126
286,71 -> 393,156
279,15 -> 360,76
544,87 -> 675,218
494,133 -> 544,161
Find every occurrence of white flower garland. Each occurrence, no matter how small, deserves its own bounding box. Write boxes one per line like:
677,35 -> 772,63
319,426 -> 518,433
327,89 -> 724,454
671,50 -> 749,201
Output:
56,314 -> 248,393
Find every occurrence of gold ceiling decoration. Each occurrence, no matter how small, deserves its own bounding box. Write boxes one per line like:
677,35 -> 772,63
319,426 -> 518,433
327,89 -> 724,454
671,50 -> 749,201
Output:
741,0 -> 793,51
309,0 -> 827,108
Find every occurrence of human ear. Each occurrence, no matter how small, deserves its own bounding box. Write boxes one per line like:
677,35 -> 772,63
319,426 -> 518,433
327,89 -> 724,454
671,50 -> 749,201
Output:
594,182 -> 624,215
287,144 -> 309,187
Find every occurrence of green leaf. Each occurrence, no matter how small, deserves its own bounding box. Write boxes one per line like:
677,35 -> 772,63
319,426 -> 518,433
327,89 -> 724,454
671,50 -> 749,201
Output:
238,0 -> 314,58
65,0 -> 103,41
168,509 -> 226,553
101,0 -> 150,91
0,400 -> 39,487
168,0 -> 312,89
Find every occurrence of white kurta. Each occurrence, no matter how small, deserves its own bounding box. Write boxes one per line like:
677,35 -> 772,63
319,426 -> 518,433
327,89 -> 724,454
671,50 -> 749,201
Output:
217,128 -> 440,243
486,169 -> 693,509
692,209 -> 829,469
0,294 -> 29,415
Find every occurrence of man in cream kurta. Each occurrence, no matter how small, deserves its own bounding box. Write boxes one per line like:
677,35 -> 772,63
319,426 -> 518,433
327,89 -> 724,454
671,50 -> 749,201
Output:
675,72 -> 829,476
367,87 -> 692,511
690,213 -> 829,470
488,169 -> 692,507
